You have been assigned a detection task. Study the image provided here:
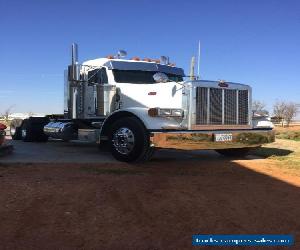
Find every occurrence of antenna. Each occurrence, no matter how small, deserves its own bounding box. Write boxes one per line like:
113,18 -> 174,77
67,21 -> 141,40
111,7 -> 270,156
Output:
190,56 -> 195,80
197,40 -> 200,79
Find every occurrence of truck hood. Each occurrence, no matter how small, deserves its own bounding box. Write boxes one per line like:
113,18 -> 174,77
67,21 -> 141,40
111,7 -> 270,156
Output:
117,82 -> 184,109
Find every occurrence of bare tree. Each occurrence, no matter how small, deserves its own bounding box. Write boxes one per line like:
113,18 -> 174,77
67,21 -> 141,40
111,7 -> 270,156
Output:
1,106 -> 14,124
252,100 -> 266,112
273,101 -> 286,127
273,101 -> 298,127
283,102 -> 298,127
252,100 -> 269,117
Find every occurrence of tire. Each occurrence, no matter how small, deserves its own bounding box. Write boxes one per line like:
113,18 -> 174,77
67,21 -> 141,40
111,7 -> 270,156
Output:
21,119 -> 34,142
10,119 -> 23,140
21,118 -> 49,142
215,148 -> 251,157
108,117 -> 152,162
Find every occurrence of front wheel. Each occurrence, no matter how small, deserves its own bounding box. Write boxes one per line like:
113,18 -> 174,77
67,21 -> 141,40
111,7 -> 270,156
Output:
109,117 -> 152,162
215,148 -> 252,157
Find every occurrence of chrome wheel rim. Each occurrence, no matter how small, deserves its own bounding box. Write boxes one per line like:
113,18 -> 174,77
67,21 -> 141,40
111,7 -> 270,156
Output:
112,127 -> 135,155
21,129 -> 26,138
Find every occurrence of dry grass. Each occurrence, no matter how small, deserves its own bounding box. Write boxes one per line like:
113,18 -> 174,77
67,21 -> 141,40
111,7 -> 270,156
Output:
252,139 -> 300,176
273,125 -> 300,141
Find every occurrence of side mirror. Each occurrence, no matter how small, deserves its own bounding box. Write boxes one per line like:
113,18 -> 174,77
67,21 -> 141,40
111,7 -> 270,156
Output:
153,72 -> 169,83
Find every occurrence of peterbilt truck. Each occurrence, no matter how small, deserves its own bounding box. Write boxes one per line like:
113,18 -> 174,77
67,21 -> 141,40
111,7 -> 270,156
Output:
10,44 -> 275,162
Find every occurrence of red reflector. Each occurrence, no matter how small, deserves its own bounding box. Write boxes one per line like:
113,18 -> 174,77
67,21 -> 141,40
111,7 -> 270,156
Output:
0,123 -> 7,130
148,92 -> 157,95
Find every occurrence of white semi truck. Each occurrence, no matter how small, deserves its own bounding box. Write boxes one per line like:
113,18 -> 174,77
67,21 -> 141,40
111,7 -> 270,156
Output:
10,44 -> 275,162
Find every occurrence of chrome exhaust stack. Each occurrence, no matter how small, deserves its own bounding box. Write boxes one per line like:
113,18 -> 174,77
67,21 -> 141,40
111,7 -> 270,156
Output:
71,43 -> 78,65
70,43 -> 80,81
65,43 -> 81,119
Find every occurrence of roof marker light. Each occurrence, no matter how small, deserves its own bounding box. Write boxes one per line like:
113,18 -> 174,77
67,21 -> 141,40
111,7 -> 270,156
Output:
131,57 -> 140,61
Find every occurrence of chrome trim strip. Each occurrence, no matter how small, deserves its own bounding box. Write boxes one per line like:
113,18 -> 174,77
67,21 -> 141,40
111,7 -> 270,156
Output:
207,88 -> 210,124
248,87 -> 252,126
222,89 -> 225,124
236,90 -> 239,124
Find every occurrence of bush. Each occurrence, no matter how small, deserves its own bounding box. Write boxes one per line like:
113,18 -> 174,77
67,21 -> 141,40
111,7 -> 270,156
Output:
276,131 -> 300,141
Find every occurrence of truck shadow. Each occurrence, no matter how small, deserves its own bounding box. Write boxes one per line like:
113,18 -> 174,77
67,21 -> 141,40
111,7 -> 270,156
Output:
129,151 -> 300,249
249,147 -> 294,158
150,147 -> 294,162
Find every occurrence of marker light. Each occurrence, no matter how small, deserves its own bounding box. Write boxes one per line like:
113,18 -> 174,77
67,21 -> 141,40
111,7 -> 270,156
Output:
131,57 -> 140,61
0,123 -> 7,130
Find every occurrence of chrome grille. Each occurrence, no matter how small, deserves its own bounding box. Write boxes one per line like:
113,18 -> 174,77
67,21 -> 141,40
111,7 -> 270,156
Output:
224,89 -> 237,124
195,87 -> 249,125
210,88 -> 222,124
238,90 -> 249,125
195,87 -> 208,124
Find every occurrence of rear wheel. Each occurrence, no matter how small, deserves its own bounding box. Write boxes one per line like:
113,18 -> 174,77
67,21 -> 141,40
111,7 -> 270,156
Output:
215,148 -> 252,157
21,119 -> 34,142
109,117 -> 153,162
21,118 -> 49,142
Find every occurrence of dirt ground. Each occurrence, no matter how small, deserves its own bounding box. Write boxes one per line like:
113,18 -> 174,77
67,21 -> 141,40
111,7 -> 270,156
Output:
1,142 -> 300,250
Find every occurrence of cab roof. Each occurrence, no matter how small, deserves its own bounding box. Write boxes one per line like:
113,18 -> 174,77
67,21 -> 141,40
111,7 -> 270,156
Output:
82,58 -> 185,76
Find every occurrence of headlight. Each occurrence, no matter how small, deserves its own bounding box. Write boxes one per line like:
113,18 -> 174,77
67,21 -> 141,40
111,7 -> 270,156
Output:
171,109 -> 183,117
148,108 -> 184,117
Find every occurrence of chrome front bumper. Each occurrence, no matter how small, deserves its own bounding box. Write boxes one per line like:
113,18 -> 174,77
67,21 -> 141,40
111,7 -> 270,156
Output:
150,129 -> 275,150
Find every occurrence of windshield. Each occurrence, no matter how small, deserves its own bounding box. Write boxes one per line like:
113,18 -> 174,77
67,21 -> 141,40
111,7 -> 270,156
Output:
112,69 -> 183,84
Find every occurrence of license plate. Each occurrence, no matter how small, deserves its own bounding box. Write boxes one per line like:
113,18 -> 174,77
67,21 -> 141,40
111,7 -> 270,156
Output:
215,133 -> 233,142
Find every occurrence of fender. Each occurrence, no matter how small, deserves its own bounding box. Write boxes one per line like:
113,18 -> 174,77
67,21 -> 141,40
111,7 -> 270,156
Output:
100,107 -> 185,138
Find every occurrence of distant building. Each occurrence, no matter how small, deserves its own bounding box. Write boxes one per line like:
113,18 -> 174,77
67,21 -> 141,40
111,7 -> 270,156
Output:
1,113 -> 46,120
8,113 -> 29,120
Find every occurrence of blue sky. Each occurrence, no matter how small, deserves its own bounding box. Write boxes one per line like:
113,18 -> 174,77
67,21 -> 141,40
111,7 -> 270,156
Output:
0,0 -> 299,114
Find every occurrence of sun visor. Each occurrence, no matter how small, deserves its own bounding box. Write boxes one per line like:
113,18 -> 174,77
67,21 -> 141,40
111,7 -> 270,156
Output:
104,61 -> 185,76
